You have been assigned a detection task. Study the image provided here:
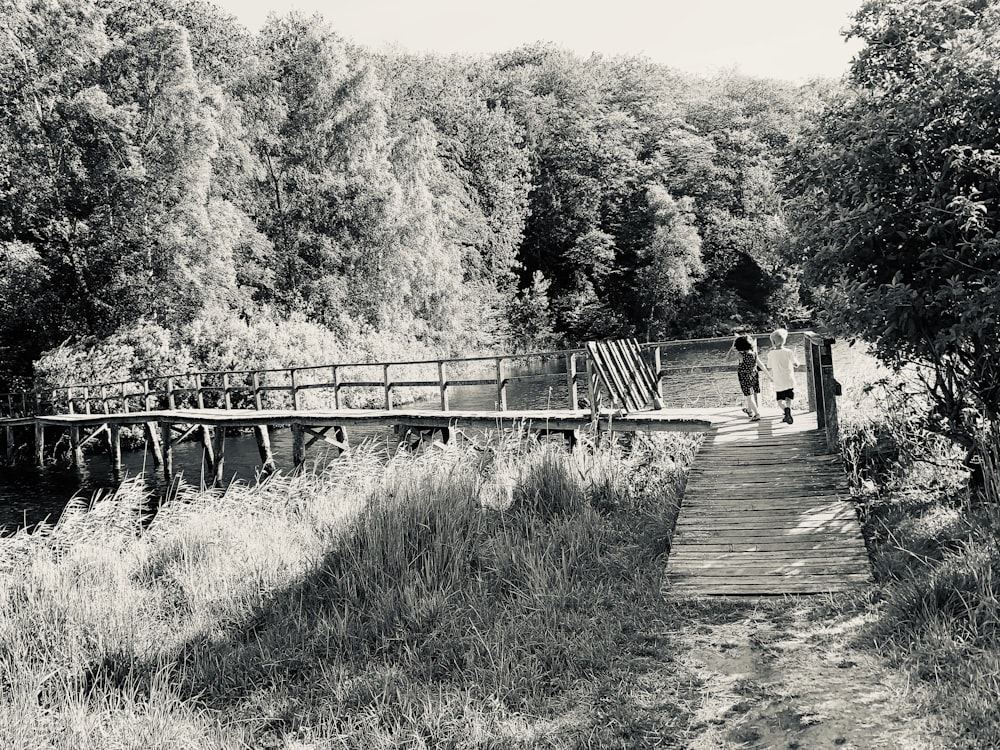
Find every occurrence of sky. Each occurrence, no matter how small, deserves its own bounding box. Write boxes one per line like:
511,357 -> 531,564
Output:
211,0 -> 867,81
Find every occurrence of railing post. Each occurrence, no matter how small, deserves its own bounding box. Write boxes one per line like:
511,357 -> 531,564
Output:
566,353 -> 578,410
223,373 -> 232,410
100,385 -> 109,414
121,382 -> 130,414
653,346 -> 664,402
253,371 -> 262,410
819,338 -> 840,452
195,373 -> 205,409
804,340 -> 817,413
290,369 -> 300,410
438,361 -> 449,411
67,386 -> 75,415
383,364 -> 393,411
331,366 -> 340,410
166,377 -> 176,410
495,357 -> 507,411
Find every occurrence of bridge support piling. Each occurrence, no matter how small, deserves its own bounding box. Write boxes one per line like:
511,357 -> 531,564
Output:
161,421 -> 173,482
292,423 -> 305,468
110,423 -> 122,474
145,422 -> 163,468
200,426 -> 215,475
69,425 -> 83,467
212,427 -> 226,487
34,423 -> 44,466
255,425 -> 276,476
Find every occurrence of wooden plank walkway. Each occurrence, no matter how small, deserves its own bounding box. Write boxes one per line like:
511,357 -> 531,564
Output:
664,408 -> 872,597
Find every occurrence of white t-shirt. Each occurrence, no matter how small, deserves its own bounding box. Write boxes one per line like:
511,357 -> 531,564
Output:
767,347 -> 798,392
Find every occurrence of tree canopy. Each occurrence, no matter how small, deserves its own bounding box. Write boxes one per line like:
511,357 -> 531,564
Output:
1,0 -> 821,388
788,0 -> 1000,437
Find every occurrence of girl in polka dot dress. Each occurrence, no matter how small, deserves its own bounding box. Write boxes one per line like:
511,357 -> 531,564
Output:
726,334 -> 771,421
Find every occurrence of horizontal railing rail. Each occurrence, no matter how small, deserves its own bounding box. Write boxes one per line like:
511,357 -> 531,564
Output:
0,331 -> 822,419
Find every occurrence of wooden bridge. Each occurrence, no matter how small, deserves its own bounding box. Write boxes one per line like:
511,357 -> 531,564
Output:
0,332 -> 870,595
663,409 -> 871,596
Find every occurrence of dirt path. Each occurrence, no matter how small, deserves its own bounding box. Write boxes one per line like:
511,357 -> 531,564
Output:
674,598 -> 945,749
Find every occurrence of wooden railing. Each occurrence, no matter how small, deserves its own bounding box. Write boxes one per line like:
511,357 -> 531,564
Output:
0,332 -> 838,429
803,333 -> 840,451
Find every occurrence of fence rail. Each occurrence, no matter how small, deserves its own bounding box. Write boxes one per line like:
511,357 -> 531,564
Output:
0,332 -> 834,425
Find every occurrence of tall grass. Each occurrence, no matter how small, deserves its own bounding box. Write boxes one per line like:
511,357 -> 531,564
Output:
0,430 -> 697,748
836,344 -> 1000,747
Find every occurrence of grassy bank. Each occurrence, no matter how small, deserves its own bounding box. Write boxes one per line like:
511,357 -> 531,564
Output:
0,430 -> 701,749
836,347 -> 1000,748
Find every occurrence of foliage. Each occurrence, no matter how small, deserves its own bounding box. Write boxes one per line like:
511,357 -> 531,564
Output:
787,0 -> 1000,447
1,1 -> 823,390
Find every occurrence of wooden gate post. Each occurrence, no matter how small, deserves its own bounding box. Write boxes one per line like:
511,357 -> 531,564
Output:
819,338 -> 840,452
803,340 -> 817,412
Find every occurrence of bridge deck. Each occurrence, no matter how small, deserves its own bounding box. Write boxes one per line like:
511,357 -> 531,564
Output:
2,406 -> 742,433
665,408 -> 871,597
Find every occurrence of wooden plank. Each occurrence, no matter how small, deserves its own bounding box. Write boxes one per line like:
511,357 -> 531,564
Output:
684,507 -> 857,524
666,582 -> 867,596
672,531 -> 865,544
625,338 -> 661,404
668,566 -> 871,578
670,554 -> 871,566
669,541 -> 865,552
608,339 -> 648,411
607,339 -> 649,410
587,342 -> 637,411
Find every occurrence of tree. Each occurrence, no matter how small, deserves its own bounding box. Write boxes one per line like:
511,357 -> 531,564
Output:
634,186 -> 705,340
788,0 -> 1000,444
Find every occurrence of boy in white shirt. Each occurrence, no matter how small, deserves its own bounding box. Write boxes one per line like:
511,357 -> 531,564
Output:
767,328 -> 799,424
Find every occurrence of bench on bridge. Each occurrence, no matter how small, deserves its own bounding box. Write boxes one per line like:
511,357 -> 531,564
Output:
584,338 -> 664,419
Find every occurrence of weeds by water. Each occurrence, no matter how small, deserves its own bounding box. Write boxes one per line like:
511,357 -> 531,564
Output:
0,431 -> 697,748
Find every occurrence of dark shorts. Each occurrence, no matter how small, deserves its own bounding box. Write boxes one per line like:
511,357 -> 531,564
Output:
776,388 -> 794,401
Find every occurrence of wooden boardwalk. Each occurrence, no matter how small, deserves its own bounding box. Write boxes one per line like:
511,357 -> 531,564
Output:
665,408 -> 872,597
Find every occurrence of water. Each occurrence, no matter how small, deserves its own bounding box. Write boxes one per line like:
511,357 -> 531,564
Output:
0,335 -> 840,533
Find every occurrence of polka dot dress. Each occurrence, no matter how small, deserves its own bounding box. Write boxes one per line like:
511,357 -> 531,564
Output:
737,350 -> 760,396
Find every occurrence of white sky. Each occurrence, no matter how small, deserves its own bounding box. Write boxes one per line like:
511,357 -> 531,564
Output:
211,0 -> 866,81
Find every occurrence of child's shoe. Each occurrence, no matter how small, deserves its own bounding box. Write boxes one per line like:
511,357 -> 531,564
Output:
782,407 -> 793,424
749,414 -> 760,422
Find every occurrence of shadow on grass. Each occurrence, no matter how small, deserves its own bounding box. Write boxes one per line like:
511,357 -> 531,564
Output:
112,435 -> 704,748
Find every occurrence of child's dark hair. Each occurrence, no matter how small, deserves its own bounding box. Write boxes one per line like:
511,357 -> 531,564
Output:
733,335 -> 752,352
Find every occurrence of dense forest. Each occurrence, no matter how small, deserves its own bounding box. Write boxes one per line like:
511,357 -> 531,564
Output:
4,0 -> 999,463
0,0 -> 824,391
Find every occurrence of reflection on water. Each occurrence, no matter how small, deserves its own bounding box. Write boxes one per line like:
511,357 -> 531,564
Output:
0,335 -> 837,533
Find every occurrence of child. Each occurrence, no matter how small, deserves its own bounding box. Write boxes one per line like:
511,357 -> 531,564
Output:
767,328 -> 799,424
727,334 -> 770,421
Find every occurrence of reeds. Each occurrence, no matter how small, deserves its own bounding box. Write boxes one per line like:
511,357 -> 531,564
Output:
0,430 -> 696,748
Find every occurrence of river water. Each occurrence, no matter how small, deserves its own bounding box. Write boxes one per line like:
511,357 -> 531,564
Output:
0,335 -> 847,533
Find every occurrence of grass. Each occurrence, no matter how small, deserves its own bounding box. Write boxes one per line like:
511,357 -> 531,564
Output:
835,344 -> 1000,748
0,430 -> 701,749
9,340 -> 1000,748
